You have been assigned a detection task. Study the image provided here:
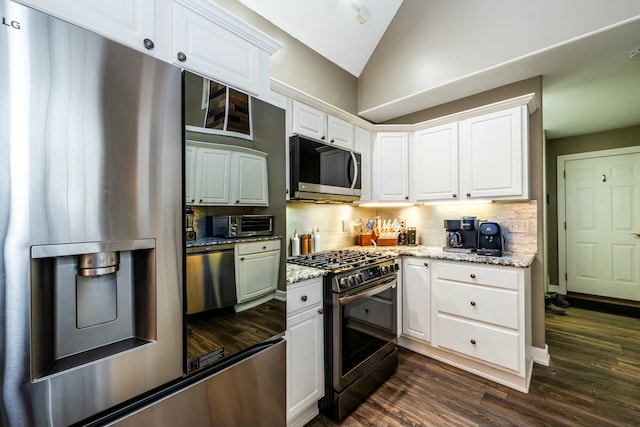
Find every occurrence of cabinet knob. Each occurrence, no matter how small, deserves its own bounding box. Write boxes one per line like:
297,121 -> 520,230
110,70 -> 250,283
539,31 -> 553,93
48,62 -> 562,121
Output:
177,51 -> 187,62
143,38 -> 154,50
470,274 -> 476,279
466,192 -> 471,197
320,135 -> 326,140
405,196 -> 409,200
470,339 -> 476,345
470,301 -> 476,306
330,138 -> 335,143
240,257 -> 245,261
423,262 -> 429,268
235,200 -> 240,204
318,308 -> 323,315
262,246 -> 267,250
452,194 -> 457,198
191,199 -> 195,203
199,199 -> 203,203
301,295 -> 307,302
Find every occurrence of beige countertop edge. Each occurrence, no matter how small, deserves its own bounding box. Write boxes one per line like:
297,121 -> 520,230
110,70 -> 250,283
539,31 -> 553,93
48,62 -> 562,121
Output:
286,246 -> 536,286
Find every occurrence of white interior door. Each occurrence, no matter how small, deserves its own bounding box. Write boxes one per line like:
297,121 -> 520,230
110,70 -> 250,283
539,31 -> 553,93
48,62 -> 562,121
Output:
564,152 -> 640,300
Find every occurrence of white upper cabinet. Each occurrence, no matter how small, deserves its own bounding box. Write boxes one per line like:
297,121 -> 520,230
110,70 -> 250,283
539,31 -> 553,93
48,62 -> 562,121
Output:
373,132 -> 410,202
187,141 -> 268,206
292,101 -> 354,149
354,127 -> 373,202
233,150 -> 269,205
292,101 -> 326,141
459,106 -> 528,200
327,116 -> 355,150
171,2 -> 268,97
411,123 -> 459,202
184,144 -> 197,204
16,0 -> 159,55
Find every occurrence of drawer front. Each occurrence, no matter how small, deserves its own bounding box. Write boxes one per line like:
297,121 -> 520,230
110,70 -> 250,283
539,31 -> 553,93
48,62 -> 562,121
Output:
436,315 -> 520,371
436,281 -> 518,329
435,262 -> 519,290
287,280 -> 323,315
237,240 -> 280,255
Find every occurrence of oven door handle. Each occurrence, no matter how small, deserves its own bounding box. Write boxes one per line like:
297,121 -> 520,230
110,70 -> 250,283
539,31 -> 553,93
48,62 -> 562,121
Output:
339,276 -> 396,305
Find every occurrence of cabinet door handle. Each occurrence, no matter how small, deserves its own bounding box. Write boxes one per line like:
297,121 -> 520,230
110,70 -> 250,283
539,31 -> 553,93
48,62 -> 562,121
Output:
318,308 -> 323,315
470,301 -> 476,306
262,246 -> 267,250
423,262 -> 429,268
470,274 -> 476,279
143,38 -> 154,50
177,51 -> 187,62
240,257 -> 245,261
235,200 -> 240,204
301,295 -> 307,302
405,196 -> 409,200
470,339 -> 476,345
330,138 -> 335,143
191,199 -> 195,203
199,199 -> 203,203
466,192 -> 471,197
321,135 -> 326,140
452,194 -> 457,198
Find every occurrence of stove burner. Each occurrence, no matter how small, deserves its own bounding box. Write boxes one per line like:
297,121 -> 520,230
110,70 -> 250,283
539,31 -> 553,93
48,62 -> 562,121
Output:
288,250 -> 393,274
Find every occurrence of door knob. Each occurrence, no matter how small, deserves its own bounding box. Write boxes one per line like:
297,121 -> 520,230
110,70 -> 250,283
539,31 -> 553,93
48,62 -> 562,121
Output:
634,232 -> 640,238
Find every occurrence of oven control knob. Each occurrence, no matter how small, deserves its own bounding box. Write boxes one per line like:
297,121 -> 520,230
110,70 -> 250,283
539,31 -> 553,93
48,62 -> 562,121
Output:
339,277 -> 348,288
348,276 -> 356,287
355,273 -> 363,284
381,265 -> 388,275
394,263 -> 400,271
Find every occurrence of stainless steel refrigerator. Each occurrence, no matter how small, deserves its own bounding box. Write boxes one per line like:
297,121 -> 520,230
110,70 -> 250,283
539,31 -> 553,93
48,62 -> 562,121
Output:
0,1 -> 285,426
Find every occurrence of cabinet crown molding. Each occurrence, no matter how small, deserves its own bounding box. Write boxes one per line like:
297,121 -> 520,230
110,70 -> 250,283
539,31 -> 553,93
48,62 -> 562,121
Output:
174,0 -> 283,55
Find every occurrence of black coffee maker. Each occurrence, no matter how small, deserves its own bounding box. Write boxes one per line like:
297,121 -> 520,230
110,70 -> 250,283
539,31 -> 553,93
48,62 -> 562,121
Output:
443,217 -> 478,253
477,221 -> 503,256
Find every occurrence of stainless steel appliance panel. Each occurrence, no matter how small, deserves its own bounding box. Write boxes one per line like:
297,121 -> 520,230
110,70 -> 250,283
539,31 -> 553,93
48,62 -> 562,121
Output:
186,246 -> 237,313
0,1 -> 183,425
109,340 -> 286,427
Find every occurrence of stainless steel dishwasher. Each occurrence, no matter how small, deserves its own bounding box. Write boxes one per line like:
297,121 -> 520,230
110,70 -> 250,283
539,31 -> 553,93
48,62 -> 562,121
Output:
186,244 -> 236,314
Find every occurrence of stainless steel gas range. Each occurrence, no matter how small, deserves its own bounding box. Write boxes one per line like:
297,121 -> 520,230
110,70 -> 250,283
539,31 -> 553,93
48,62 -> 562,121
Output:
288,250 -> 399,420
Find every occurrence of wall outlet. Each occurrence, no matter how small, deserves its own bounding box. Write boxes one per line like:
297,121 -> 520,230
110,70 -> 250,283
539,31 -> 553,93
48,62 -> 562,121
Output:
506,220 -> 529,233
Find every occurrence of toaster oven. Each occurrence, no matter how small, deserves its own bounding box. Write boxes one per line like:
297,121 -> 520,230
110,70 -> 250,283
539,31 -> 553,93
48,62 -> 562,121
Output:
209,215 -> 274,238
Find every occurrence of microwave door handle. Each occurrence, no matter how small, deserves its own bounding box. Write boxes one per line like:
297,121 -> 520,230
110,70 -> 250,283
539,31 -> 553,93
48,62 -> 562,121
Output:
349,152 -> 358,189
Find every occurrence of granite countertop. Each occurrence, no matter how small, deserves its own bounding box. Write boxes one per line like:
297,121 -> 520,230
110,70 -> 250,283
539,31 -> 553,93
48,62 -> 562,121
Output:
345,245 -> 536,268
286,264 -> 326,286
186,235 -> 282,248
285,245 -> 535,286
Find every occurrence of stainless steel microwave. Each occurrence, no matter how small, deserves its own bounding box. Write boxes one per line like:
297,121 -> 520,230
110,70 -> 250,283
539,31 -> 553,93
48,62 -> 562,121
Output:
289,135 -> 362,202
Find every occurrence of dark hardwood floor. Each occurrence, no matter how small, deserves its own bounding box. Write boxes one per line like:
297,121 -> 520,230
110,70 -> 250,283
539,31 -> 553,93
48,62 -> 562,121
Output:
306,307 -> 640,426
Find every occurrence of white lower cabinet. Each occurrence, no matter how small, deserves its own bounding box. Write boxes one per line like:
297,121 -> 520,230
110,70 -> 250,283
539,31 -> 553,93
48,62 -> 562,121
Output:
235,240 -> 280,310
399,258 -> 532,393
286,278 -> 324,427
402,258 -> 431,342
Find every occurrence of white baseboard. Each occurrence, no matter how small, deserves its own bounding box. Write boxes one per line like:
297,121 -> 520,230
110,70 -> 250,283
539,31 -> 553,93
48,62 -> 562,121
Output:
274,289 -> 287,301
547,284 -> 560,293
532,344 -> 550,366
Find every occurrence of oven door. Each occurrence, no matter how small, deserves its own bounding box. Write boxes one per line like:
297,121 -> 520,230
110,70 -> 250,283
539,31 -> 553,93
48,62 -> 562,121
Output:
332,275 -> 398,391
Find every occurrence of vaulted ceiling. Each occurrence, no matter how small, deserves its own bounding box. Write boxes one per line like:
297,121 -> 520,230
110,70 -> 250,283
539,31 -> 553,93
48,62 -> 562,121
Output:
239,0 -> 640,139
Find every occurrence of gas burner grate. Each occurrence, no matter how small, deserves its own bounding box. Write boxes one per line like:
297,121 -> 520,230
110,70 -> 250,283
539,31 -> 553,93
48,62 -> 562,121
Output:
288,250 -> 391,272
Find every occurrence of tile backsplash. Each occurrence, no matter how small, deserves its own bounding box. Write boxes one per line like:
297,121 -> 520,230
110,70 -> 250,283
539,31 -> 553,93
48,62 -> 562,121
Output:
286,201 -> 537,256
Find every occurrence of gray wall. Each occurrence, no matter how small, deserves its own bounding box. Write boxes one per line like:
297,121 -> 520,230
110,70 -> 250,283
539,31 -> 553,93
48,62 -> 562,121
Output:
383,77 -> 547,350
211,0 -> 359,115
546,125 -> 640,287
358,0 -> 640,115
